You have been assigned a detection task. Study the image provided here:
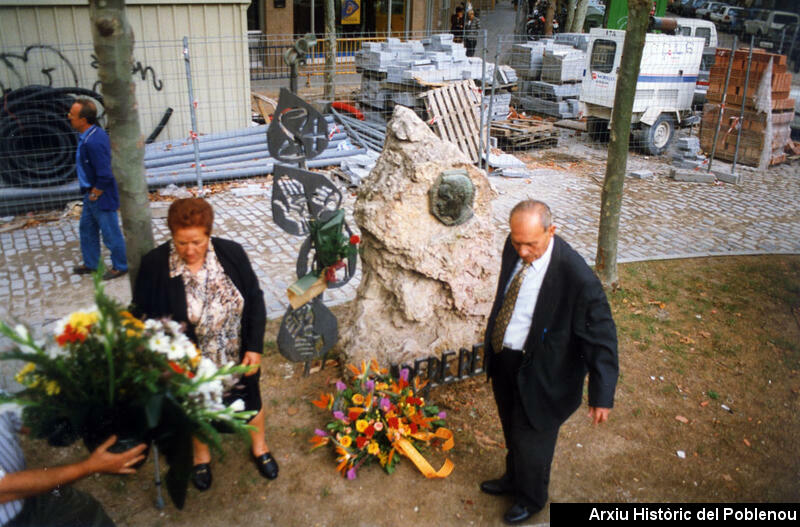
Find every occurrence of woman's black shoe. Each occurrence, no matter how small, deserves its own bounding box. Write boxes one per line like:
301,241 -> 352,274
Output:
191,463 -> 212,491
253,452 -> 278,480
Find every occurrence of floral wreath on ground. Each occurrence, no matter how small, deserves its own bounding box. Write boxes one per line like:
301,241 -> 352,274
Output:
311,360 -> 454,480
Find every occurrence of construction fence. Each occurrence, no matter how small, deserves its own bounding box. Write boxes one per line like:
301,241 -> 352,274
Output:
1,28 -> 796,214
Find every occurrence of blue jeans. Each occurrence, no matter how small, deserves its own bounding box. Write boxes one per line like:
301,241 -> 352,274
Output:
79,197 -> 128,271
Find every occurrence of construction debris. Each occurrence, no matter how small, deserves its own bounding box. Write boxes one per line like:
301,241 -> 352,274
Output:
423,80 -> 484,163
489,117 -> 558,151
509,35 -> 587,119
354,34 -> 503,118
700,48 -> 794,168
671,137 -> 707,170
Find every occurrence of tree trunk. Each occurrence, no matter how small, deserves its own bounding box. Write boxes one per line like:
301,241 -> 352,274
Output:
324,0 -> 336,101
514,0 -> 527,38
544,1 -> 556,36
89,0 -> 153,288
571,0 -> 589,33
595,0 -> 650,289
565,0 -> 577,33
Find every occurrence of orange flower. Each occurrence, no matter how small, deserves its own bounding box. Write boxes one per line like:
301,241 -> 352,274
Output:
312,393 -> 332,409
309,435 -> 330,450
351,393 -> 365,405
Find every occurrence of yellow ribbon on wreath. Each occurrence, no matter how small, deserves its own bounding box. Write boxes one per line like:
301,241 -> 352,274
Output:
392,427 -> 455,478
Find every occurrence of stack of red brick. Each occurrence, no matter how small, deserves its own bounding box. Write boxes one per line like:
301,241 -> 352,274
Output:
699,48 -> 794,167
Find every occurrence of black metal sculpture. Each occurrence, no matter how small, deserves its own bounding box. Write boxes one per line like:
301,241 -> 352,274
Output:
268,90 -> 358,373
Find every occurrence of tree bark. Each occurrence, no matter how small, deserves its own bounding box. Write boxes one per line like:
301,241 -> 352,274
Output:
565,0 -> 577,34
89,0 -> 153,288
571,0 -> 589,33
544,1 -> 556,36
324,0 -> 336,101
595,0 -> 650,289
514,0 -> 527,38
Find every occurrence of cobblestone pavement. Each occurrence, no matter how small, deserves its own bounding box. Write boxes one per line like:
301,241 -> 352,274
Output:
2,137 -> 798,346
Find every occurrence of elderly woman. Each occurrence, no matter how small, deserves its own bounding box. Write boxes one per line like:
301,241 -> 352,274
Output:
132,198 -> 277,491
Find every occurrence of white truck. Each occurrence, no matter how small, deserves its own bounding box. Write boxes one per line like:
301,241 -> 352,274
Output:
580,28 -> 705,155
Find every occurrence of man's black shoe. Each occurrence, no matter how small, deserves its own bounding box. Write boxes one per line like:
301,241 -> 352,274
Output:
480,478 -> 513,496
503,503 -> 539,525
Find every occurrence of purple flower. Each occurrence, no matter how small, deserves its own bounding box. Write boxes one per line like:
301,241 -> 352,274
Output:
438,411 -> 447,419
365,379 -> 375,392
400,368 -> 409,382
333,410 -> 345,421
346,467 -> 357,480
335,380 -> 346,391
314,428 -> 328,437
379,397 -> 391,412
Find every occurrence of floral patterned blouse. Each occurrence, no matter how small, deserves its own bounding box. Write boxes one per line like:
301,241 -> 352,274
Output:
169,241 -> 244,367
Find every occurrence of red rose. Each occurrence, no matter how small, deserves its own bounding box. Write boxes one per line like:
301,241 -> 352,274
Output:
409,423 -> 418,434
356,436 -> 368,449
364,425 -> 375,438
388,417 -> 399,429
350,235 -> 360,245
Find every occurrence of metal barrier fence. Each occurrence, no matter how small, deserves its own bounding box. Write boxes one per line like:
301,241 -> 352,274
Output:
2,25 -> 796,215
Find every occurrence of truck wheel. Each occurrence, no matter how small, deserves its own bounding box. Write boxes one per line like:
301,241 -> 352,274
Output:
640,114 -> 674,155
587,117 -> 609,143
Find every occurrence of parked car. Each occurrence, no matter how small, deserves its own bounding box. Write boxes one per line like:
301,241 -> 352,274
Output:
744,10 -> 799,39
674,18 -> 717,107
676,17 -> 718,48
710,6 -> 745,32
696,2 -> 727,20
682,0 -> 707,18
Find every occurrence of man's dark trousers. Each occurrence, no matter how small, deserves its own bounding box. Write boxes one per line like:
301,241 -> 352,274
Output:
492,348 -> 560,511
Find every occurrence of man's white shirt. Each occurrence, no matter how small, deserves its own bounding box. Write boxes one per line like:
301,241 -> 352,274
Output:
501,236 -> 554,351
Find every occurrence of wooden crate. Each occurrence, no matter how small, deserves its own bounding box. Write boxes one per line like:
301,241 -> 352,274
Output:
489,118 -> 558,150
422,80 -> 483,164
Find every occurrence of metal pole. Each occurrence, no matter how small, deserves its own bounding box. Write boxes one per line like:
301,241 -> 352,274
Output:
311,0 -> 315,37
732,35 -> 755,176
479,29 -> 487,168
387,0 -> 392,36
152,442 -> 164,509
707,35 -> 736,174
182,36 -> 204,194
485,34 -> 501,171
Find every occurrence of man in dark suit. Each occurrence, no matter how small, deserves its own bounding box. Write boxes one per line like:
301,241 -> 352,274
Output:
482,200 -> 618,524
68,99 -> 128,280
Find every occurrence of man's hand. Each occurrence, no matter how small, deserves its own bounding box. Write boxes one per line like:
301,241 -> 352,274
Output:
88,188 -> 103,201
588,407 -> 611,426
241,351 -> 261,376
84,436 -> 148,475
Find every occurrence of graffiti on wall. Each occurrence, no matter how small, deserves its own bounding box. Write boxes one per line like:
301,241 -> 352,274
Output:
0,44 -> 165,96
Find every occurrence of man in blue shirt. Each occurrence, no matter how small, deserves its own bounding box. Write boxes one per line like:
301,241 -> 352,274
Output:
68,99 -> 128,280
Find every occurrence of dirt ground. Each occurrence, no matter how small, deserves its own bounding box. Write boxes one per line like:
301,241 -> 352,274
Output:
19,254 -> 800,526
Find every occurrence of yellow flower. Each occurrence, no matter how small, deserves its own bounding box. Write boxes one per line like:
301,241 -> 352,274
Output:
351,393 -> 365,405
339,435 -> 352,448
355,419 -> 368,433
404,405 -> 416,417
44,380 -> 61,396
67,310 -> 99,336
14,363 -> 36,384
368,441 -> 380,455
376,382 -> 389,391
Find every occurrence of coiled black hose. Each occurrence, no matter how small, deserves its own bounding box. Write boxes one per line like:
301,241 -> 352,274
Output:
0,85 -> 103,187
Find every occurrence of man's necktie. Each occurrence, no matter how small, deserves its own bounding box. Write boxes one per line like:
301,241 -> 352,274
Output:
491,262 -> 531,353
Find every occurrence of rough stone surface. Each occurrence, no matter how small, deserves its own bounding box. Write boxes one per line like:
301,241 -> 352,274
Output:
670,169 -> 716,183
339,105 -> 499,366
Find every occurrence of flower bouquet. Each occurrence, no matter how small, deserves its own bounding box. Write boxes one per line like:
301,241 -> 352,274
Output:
311,361 -> 454,479
0,272 -> 254,509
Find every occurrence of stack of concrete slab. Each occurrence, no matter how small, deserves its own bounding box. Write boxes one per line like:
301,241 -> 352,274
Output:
354,33 -> 506,120
509,38 -> 586,119
670,137 -> 707,169
540,45 -> 585,83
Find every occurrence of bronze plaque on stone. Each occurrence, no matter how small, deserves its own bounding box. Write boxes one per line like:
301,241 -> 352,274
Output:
429,169 -> 475,226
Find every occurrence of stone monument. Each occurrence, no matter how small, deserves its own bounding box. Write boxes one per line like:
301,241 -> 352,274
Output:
340,105 -> 499,366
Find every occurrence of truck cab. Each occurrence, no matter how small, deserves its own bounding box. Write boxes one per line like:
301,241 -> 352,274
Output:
580,28 -> 705,155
